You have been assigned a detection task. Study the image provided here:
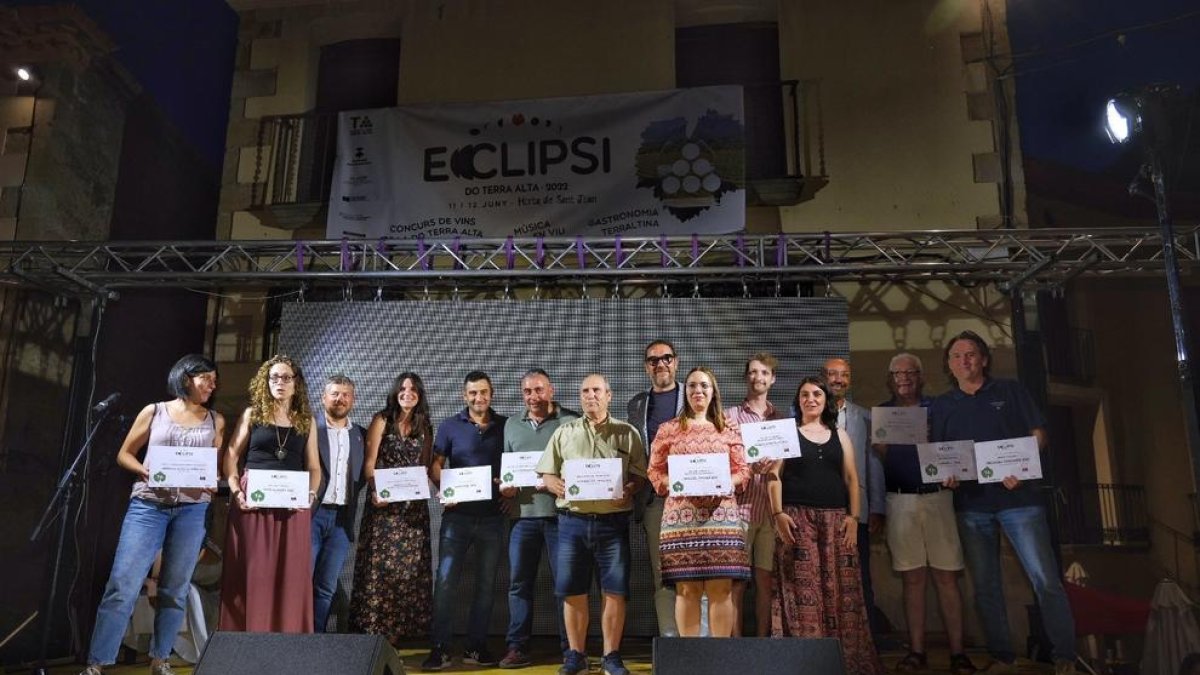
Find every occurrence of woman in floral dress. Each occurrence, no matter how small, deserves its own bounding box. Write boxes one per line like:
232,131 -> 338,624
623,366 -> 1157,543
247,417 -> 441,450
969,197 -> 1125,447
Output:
349,372 -> 433,645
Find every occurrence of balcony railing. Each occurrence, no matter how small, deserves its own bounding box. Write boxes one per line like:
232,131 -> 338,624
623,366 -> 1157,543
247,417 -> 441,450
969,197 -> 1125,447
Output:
247,80 -> 828,225
1056,483 -> 1149,548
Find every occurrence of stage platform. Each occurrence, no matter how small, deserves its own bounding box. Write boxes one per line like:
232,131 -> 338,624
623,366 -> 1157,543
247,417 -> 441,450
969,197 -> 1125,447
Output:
34,638 -> 1068,674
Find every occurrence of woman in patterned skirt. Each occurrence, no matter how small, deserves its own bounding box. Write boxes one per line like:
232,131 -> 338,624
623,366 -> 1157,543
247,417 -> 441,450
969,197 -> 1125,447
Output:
767,376 -> 883,675
349,372 -> 434,645
648,366 -> 750,637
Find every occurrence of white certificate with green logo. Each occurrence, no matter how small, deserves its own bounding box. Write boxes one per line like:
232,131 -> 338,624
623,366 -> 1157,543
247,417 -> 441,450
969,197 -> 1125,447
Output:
500,451 -> 543,488
870,406 -> 928,445
245,469 -> 309,508
375,466 -> 430,503
739,418 -> 801,463
974,436 -> 1042,484
562,457 -> 623,501
439,465 -> 493,504
145,445 -> 218,489
915,440 -> 976,483
667,452 -> 731,497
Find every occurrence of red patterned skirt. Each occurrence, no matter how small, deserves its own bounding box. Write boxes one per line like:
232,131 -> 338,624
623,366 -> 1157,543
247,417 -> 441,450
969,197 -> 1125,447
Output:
660,494 -> 750,585
771,505 -> 883,675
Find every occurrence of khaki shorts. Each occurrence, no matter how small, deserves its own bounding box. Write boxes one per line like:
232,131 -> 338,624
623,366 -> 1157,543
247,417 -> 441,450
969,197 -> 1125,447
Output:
744,519 -> 775,571
885,490 -> 964,572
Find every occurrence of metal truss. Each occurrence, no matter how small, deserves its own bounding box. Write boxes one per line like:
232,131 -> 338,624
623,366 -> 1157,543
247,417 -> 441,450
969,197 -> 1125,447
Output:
1,227 -> 1197,299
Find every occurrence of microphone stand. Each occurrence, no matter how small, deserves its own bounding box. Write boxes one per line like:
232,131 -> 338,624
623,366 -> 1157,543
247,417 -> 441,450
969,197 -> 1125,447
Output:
29,403 -> 117,675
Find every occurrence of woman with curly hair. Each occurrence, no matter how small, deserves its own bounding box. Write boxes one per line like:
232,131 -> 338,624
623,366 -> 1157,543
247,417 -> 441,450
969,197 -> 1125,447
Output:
79,354 -> 223,675
647,366 -> 750,638
218,354 -> 321,633
768,376 -> 882,674
348,372 -> 434,645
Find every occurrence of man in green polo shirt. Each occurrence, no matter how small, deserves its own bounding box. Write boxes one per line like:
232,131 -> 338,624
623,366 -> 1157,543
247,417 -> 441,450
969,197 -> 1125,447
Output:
536,374 -> 646,675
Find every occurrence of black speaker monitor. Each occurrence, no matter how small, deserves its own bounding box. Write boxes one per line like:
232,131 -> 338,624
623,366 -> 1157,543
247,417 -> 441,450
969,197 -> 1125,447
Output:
194,632 -> 404,675
652,637 -> 844,674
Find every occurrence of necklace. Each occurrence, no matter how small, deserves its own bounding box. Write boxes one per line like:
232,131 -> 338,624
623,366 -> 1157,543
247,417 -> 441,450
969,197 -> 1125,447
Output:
274,424 -> 291,461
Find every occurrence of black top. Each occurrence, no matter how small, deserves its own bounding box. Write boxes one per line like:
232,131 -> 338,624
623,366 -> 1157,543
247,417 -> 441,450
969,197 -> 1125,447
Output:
646,388 -> 677,447
780,429 -> 850,509
246,423 -> 308,471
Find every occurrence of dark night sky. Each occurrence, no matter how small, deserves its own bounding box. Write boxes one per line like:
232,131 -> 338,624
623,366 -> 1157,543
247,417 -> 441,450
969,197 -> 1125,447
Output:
10,0 -> 237,170
1006,0 -> 1200,173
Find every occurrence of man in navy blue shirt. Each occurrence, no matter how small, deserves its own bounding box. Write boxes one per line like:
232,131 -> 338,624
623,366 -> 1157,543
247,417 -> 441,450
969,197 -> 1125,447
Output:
422,371 -> 508,671
930,332 -> 1076,675
874,354 -> 973,674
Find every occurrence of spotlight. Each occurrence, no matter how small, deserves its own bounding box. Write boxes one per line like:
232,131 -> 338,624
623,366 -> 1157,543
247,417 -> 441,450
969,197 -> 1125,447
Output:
1104,98 -> 1134,144
15,67 -> 31,81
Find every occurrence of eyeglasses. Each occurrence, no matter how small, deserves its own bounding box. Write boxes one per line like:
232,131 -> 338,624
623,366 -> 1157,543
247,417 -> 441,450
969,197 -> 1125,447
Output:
889,370 -> 921,379
824,370 -> 850,378
268,374 -> 295,384
645,354 -> 675,366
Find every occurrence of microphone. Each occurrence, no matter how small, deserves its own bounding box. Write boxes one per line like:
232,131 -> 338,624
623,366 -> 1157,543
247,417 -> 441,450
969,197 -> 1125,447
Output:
91,392 -> 122,414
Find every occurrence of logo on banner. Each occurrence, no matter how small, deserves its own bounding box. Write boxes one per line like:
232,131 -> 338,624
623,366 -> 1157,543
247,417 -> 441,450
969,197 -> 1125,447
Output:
635,110 -> 745,221
349,147 -> 370,167
423,114 -> 612,183
348,115 -> 374,136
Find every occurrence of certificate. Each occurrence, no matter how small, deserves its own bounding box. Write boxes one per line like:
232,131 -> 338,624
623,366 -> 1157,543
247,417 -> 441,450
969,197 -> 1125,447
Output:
145,445 -> 218,489
500,451 -> 543,488
245,469 -> 310,508
667,453 -> 732,497
375,466 -> 431,503
871,406 -> 928,446
562,457 -> 624,501
915,440 -> 977,483
439,465 -> 493,504
739,418 -> 801,462
975,436 -> 1043,484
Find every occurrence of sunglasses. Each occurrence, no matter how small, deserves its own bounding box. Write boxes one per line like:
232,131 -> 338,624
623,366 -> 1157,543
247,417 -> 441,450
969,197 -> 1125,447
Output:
645,354 -> 675,366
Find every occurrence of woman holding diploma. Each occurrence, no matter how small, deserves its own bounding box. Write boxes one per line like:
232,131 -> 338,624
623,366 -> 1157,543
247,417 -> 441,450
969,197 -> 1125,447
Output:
80,355 -> 223,675
648,367 -> 750,637
218,354 -> 320,633
349,372 -> 434,644
768,377 -> 882,674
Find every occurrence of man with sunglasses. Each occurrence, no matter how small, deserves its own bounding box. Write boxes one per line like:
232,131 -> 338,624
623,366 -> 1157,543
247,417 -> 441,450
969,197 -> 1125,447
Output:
626,340 -> 683,637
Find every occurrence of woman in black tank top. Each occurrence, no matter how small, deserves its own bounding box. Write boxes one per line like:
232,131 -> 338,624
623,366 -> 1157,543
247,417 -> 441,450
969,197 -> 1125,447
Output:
766,377 -> 883,674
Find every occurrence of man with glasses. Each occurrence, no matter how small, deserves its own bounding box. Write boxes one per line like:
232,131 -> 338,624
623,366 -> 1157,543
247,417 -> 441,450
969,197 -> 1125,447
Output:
931,332 -> 1075,675
626,340 -> 683,637
822,357 -> 889,640
497,369 -> 579,668
873,355 -> 975,674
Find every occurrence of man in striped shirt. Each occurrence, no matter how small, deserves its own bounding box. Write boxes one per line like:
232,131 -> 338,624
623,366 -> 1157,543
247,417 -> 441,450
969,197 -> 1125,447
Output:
723,352 -> 782,637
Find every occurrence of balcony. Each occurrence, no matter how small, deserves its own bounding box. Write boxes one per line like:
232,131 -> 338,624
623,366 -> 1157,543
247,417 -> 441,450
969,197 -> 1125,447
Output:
1055,483 -> 1149,548
246,80 -> 828,229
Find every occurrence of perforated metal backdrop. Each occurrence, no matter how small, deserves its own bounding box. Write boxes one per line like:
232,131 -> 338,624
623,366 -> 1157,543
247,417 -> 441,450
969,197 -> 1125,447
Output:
279,297 -> 848,638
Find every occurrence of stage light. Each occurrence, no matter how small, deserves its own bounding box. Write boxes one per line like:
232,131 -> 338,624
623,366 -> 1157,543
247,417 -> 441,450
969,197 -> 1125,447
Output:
1104,99 -> 1132,144
16,67 -> 31,81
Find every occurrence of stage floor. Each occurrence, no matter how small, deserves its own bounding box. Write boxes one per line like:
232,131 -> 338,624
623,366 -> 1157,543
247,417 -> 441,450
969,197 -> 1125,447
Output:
36,638 -> 1067,673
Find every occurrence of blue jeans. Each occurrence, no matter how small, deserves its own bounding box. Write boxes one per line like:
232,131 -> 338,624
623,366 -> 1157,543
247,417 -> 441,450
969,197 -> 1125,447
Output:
311,505 -> 352,632
87,498 -> 208,665
959,506 -> 1076,663
506,517 -> 567,651
432,511 -> 504,648
556,511 -> 630,597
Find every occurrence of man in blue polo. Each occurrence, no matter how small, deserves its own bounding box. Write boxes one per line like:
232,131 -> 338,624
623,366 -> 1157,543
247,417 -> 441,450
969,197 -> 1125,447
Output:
422,371 -> 507,671
931,331 -> 1076,675
497,369 -> 579,669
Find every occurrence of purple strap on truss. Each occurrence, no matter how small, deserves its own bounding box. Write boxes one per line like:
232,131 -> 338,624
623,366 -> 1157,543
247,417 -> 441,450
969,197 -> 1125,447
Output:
536,236 -> 545,268
452,236 -> 461,270
660,235 -> 669,267
340,238 -> 349,271
417,235 -> 430,271
615,236 -> 623,267
736,233 -> 746,267
295,241 -> 305,272
776,233 -> 787,267
576,235 -> 585,269
505,236 -> 515,269
691,234 -> 699,263
824,231 -> 832,262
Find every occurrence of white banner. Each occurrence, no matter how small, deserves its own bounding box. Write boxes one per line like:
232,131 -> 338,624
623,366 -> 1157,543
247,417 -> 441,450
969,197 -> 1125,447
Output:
327,86 -> 746,239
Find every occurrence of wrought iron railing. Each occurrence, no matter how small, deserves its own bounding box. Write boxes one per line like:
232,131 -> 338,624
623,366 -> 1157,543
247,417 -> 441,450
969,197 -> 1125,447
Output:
248,80 -> 827,210
1056,483 -> 1149,547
